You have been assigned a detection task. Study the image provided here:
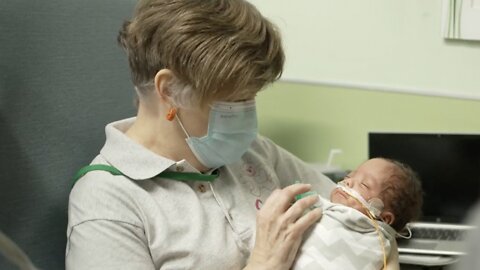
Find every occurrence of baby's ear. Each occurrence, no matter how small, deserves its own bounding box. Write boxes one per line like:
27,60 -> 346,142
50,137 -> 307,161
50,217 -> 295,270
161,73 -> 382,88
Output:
380,211 -> 395,225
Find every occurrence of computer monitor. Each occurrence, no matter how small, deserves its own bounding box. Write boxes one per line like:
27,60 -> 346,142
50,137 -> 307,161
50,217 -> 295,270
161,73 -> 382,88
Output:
368,133 -> 480,223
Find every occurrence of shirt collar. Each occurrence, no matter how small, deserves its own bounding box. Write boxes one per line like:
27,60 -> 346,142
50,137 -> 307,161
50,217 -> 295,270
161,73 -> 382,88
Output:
100,117 -> 198,180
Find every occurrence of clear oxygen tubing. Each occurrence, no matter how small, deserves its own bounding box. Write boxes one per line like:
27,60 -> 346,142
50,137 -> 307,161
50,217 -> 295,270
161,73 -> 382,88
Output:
336,183 -> 388,269
337,182 -> 413,240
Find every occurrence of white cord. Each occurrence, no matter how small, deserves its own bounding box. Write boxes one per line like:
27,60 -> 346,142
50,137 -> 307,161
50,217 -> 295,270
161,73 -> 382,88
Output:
0,230 -> 39,270
396,224 -> 413,239
208,182 -> 249,252
175,114 -> 191,138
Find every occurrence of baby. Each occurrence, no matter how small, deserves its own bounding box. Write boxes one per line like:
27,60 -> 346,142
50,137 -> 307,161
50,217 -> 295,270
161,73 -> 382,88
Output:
293,157 -> 423,270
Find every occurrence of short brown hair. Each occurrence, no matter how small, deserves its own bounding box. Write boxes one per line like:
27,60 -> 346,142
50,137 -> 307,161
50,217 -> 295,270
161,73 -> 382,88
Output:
118,0 -> 284,107
380,158 -> 423,231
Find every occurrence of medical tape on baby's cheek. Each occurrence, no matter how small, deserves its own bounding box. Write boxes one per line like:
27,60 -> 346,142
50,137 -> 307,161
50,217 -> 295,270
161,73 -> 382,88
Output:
336,183 -> 382,218
337,183 -> 369,205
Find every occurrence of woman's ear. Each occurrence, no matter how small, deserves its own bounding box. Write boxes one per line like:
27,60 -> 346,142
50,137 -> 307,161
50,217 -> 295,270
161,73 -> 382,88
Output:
380,211 -> 395,225
154,69 -> 175,102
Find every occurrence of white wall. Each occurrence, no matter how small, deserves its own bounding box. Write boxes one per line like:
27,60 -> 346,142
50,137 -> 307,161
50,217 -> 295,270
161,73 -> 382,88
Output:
249,0 -> 480,100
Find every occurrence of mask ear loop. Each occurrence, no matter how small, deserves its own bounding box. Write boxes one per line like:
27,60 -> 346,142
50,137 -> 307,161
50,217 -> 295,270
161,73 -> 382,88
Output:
174,112 -> 191,139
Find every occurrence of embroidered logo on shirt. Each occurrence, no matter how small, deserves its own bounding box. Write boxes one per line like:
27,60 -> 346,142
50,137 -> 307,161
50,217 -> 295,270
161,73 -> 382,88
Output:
241,160 -> 277,212
242,161 -> 276,197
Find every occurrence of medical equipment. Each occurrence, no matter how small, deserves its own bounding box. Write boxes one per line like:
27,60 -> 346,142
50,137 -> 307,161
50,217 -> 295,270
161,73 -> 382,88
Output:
336,182 -> 384,218
176,100 -> 258,168
336,183 -> 388,269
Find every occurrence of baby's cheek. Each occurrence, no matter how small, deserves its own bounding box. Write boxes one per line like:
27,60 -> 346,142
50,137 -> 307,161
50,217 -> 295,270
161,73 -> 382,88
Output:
348,200 -> 362,210
352,202 -> 369,215
341,197 -> 366,213
331,193 -> 354,207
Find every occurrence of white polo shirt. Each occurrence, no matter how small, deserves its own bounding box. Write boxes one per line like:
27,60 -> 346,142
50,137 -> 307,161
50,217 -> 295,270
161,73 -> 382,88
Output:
66,118 -> 335,270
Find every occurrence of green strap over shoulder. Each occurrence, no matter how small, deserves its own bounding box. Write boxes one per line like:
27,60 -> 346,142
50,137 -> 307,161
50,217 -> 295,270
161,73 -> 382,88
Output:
157,170 -> 219,182
73,164 -> 123,182
72,164 -> 219,188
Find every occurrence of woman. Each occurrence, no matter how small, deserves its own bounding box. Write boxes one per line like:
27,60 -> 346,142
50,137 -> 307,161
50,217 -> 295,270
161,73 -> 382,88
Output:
66,0 -> 335,269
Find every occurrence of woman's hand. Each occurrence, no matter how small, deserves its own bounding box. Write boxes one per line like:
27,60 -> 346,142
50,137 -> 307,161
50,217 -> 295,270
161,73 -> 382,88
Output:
245,183 -> 322,270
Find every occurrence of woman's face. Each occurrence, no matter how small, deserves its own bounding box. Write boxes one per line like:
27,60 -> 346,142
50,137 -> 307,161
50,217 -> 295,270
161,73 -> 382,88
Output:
180,96 -> 257,137
330,158 -> 393,214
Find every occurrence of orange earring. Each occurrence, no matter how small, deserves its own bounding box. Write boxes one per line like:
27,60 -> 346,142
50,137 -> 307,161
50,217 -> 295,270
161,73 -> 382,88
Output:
166,107 -> 177,121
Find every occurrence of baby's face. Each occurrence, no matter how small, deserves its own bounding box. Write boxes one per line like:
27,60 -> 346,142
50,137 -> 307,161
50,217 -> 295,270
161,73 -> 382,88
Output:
330,158 -> 394,215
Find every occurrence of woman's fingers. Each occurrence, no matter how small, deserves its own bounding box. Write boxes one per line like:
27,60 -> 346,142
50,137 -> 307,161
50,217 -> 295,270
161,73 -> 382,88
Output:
283,195 -> 320,224
262,183 -> 313,215
248,183 -> 323,270
292,207 -> 322,234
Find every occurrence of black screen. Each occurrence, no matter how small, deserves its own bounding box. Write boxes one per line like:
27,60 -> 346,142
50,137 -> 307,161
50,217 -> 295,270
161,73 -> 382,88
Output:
369,133 -> 480,223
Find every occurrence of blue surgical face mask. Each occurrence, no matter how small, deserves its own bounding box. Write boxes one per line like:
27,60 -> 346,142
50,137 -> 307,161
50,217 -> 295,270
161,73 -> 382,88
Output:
176,100 -> 257,169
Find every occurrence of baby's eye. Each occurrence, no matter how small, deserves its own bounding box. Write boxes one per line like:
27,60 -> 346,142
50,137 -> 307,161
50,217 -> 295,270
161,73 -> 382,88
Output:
361,183 -> 369,188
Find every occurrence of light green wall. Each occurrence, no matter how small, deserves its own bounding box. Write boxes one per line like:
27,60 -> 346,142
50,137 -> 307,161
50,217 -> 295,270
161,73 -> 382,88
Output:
257,82 -> 480,170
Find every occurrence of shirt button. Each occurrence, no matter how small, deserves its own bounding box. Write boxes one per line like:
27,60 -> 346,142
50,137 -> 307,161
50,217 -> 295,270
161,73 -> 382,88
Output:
197,184 -> 207,193
175,166 -> 184,172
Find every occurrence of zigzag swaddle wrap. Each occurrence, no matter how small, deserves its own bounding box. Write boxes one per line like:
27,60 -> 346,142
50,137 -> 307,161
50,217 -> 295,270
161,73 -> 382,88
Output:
293,196 -> 396,270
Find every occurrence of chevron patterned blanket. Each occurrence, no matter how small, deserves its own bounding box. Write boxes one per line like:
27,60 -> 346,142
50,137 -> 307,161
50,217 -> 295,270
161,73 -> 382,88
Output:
293,196 -> 396,270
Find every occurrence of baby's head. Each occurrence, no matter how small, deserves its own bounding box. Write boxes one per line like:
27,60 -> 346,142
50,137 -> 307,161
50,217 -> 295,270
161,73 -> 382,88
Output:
330,158 -> 423,231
